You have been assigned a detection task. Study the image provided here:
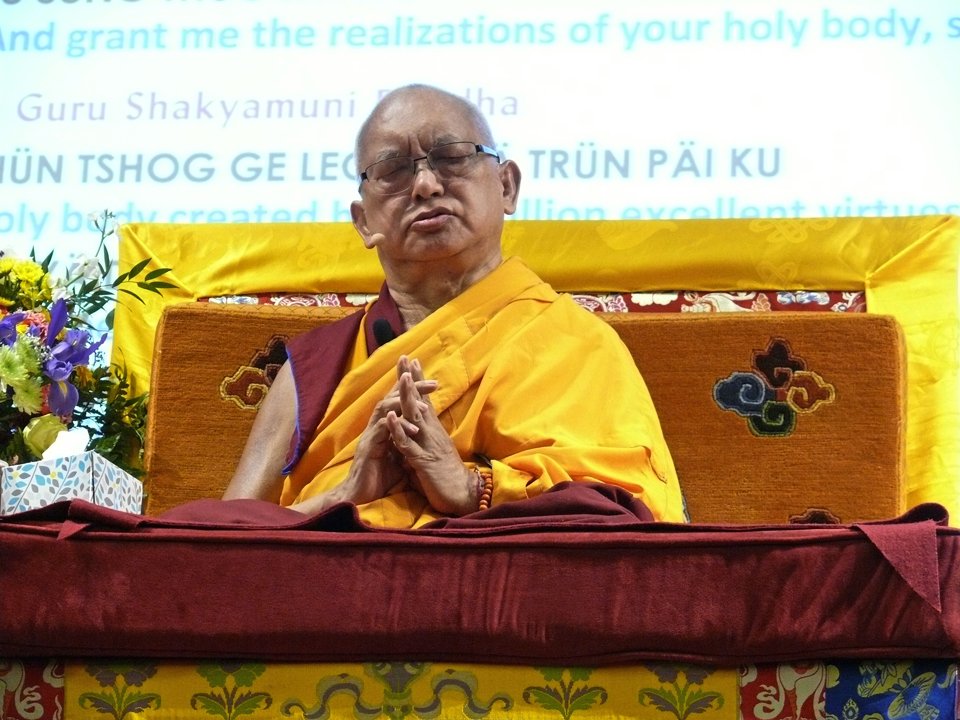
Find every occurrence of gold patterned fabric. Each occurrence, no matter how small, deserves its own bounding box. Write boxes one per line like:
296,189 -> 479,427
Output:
118,216 -> 959,516
63,660 -> 739,720
59,659 -> 960,720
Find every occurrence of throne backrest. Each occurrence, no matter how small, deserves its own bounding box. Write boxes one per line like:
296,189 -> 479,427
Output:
145,302 -> 905,523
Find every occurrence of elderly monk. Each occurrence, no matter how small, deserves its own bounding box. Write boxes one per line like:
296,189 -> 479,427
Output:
223,83 -> 686,527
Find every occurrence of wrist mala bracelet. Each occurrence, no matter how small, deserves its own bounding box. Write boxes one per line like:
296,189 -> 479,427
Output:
474,466 -> 494,511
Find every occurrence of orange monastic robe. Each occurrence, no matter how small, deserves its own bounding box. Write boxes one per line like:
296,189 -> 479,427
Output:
281,257 -> 686,527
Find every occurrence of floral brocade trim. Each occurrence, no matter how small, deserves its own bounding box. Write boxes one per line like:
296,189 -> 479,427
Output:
65,660 -> 734,720
202,290 -> 867,313
0,659 -> 64,720
54,659 -> 959,719
740,661 -> 959,720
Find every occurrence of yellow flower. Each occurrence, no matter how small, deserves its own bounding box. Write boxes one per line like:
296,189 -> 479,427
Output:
0,340 -> 42,413
12,381 -> 43,415
72,365 -> 95,390
24,414 -> 68,457
0,344 -> 29,390
12,259 -> 44,285
0,258 -> 52,309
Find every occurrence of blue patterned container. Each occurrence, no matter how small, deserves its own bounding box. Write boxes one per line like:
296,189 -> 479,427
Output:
0,452 -> 142,515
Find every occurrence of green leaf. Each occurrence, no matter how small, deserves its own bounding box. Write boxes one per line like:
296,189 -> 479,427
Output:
639,688 -> 680,714
522,687 -> 566,714
190,692 -> 229,719
537,667 -> 565,682
77,692 -> 117,714
145,280 -> 178,290
118,288 -> 146,304
196,664 -> 229,687
568,688 -> 606,713
684,692 -> 724,718
233,691 -> 273,715
145,267 -> 172,280
94,434 -> 120,454
136,281 -> 163,295
231,664 -> 267,687
125,257 -> 151,280
123,692 -> 162,715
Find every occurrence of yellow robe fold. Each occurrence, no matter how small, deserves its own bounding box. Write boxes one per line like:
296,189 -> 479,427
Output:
282,257 -> 686,527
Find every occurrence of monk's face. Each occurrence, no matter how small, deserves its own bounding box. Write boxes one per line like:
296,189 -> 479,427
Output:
350,89 -> 520,278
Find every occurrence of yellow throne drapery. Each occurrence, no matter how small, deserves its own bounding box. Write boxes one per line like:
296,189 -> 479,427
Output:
116,216 -> 959,517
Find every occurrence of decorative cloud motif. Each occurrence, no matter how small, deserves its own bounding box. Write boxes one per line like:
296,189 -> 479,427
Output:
753,339 -> 805,389
776,291 -> 830,306
784,370 -> 836,413
748,400 -> 797,436
713,372 -> 773,417
714,338 -> 835,437
219,335 -> 288,411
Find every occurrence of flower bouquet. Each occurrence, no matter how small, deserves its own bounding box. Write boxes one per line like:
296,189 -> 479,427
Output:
0,211 -> 173,476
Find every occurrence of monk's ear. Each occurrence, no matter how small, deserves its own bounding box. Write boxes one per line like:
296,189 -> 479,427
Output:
351,199 -> 382,249
499,159 -> 521,215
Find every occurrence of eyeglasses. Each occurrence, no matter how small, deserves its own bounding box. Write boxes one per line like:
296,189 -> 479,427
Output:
359,142 -> 501,196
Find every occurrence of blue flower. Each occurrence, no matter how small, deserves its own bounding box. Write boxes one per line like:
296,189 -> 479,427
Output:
48,329 -> 106,369
43,356 -> 73,382
45,298 -> 68,343
0,312 -> 26,346
48,379 -> 80,417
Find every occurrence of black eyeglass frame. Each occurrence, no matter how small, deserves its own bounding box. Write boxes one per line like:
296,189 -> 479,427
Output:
358,142 -> 501,195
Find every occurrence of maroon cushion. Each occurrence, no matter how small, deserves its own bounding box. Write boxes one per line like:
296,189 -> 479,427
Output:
0,486 -> 955,665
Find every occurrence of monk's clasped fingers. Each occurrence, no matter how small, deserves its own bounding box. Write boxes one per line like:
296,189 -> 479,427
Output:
386,411 -> 415,449
398,371 -> 425,425
410,358 -> 426,382
396,357 -> 436,395
373,393 -> 430,423
410,359 -> 436,409
395,412 -> 420,437
396,354 -> 413,382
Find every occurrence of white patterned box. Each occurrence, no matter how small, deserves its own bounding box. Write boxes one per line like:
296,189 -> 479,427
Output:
0,451 -> 143,516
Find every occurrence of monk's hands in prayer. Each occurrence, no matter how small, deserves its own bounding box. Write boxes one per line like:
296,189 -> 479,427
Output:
385,356 -> 479,516
340,364 -> 439,508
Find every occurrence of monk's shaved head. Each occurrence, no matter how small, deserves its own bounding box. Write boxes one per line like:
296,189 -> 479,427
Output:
354,84 -> 496,173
